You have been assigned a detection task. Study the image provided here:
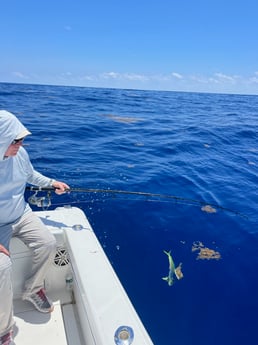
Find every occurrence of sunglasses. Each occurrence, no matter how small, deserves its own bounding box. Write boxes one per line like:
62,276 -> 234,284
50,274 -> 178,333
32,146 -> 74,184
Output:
11,137 -> 25,145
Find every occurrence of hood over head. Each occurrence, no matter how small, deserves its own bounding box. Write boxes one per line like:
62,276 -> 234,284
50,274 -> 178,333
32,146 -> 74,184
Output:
0,110 -> 31,160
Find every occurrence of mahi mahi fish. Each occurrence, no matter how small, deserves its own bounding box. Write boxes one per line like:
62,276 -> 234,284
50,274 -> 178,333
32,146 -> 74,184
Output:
162,250 -> 183,286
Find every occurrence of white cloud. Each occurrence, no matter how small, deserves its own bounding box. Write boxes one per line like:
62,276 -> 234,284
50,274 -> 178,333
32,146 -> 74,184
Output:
214,73 -> 236,82
149,74 -> 170,82
61,72 -> 73,77
100,72 -> 148,82
190,75 -> 209,83
249,76 -> 258,84
171,72 -> 183,79
123,73 -> 148,81
71,71 -> 258,94
208,77 -> 220,84
101,72 -> 120,79
8,69 -> 258,95
12,71 -> 28,79
80,75 -> 96,81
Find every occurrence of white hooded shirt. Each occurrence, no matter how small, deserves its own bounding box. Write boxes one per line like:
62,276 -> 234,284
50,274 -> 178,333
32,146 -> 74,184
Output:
0,110 -> 54,247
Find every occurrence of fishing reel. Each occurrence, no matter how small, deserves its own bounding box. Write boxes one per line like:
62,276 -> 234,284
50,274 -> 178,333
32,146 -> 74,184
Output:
28,190 -> 52,209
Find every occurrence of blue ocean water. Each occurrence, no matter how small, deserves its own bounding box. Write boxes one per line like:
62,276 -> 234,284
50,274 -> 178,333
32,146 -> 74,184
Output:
0,82 -> 257,345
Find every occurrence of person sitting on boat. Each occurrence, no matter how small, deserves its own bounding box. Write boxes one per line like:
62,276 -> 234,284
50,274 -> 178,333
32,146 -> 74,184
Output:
0,110 -> 69,345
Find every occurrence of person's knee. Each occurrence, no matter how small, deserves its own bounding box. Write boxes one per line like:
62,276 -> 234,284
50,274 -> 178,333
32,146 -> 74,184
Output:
44,236 -> 57,255
33,234 -> 56,258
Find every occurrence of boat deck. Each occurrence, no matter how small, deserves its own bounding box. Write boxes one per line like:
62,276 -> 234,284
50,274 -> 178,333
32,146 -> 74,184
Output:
13,295 -> 82,345
10,207 -> 154,345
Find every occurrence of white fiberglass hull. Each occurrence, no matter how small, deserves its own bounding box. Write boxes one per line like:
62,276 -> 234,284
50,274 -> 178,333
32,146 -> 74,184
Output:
11,206 -> 154,345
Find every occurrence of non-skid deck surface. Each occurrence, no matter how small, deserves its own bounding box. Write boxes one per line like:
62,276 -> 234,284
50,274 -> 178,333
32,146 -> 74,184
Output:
13,300 -> 68,345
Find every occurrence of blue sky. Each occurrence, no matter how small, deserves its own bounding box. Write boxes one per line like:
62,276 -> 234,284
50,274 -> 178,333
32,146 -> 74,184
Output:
1,0 -> 258,94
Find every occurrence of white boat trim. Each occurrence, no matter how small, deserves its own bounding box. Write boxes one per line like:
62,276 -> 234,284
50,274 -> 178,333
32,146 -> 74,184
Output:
11,206 -> 154,345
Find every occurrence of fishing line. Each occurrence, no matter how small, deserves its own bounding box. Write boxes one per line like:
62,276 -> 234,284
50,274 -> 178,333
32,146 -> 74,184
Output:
48,197 -> 193,209
25,186 -> 248,218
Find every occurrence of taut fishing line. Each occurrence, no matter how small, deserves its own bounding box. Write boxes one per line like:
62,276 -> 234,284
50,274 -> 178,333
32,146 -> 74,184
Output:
25,186 -> 248,218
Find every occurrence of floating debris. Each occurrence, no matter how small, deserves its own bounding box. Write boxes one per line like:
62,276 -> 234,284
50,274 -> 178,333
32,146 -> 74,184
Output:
101,113 -> 141,123
201,205 -> 217,213
192,241 -> 221,260
174,263 -> 184,280
162,250 -> 183,286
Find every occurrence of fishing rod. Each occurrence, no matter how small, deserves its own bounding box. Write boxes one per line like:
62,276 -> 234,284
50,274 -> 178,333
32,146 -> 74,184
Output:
25,185 -> 247,218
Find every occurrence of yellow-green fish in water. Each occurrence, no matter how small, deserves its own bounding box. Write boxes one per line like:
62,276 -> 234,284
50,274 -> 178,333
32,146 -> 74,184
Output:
162,250 -> 183,286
